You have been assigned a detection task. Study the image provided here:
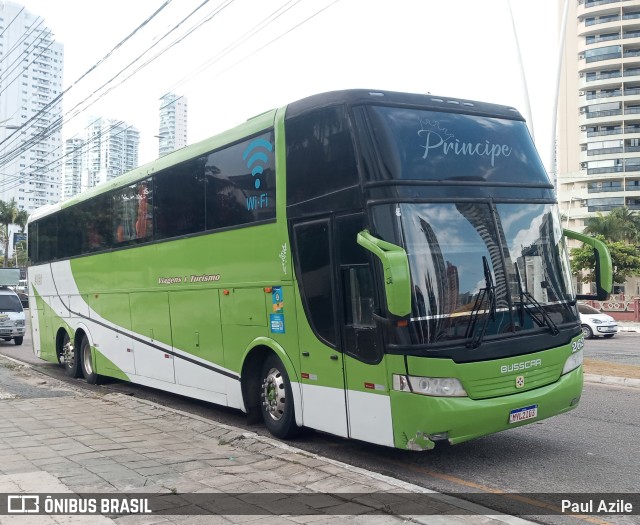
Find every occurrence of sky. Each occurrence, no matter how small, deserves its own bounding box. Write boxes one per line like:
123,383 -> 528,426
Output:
14,0 -> 560,169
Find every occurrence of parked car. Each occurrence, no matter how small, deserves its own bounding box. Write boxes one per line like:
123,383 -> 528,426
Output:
15,289 -> 28,309
577,303 -> 618,339
0,287 -> 26,345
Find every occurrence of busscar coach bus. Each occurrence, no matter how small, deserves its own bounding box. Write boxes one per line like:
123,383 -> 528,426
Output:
27,89 -> 612,451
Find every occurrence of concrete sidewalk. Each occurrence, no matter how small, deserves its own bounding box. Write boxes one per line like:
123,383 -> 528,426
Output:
0,356 -> 537,525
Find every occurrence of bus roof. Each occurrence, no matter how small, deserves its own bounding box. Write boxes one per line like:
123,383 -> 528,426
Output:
284,89 -> 525,122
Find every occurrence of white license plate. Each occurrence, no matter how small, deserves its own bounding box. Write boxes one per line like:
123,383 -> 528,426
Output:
509,404 -> 538,424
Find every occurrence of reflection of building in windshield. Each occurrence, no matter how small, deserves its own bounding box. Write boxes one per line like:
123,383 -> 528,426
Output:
415,218 -> 460,334
455,203 -> 515,309
517,211 -> 562,303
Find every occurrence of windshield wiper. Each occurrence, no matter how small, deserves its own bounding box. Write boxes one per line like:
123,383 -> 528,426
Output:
465,256 -> 497,349
514,262 -> 559,336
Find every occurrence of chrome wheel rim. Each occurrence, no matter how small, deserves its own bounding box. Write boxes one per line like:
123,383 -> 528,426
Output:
63,341 -> 74,368
262,367 -> 285,421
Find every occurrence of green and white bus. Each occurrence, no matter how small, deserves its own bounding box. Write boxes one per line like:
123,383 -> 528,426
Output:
27,89 -> 612,450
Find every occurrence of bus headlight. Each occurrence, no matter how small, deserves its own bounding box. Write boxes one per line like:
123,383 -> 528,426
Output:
393,374 -> 467,397
562,349 -> 583,375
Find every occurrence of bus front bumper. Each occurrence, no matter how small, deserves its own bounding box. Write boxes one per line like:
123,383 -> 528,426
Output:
390,367 -> 583,450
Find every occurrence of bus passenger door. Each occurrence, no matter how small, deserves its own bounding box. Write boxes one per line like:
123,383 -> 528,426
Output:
336,215 -> 394,447
292,220 -> 348,437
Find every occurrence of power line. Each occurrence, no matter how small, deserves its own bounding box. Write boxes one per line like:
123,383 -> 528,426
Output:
1,0 -> 225,172
0,0 -> 175,162
2,0 -> 343,204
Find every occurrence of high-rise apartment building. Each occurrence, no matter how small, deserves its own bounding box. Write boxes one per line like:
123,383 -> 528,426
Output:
62,138 -> 84,200
0,1 -> 63,214
83,117 -> 140,190
158,93 -> 187,157
557,0 -> 640,294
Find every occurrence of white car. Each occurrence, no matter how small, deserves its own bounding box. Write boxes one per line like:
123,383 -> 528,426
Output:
0,286 -> 26,345
578,303 -> 618,339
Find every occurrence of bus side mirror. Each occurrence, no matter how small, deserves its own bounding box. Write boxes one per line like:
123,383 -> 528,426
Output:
563,229 -> 613,301
356,230 -> 411,317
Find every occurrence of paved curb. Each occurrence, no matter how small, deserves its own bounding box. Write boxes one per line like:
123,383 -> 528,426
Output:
584,373 -> 640,389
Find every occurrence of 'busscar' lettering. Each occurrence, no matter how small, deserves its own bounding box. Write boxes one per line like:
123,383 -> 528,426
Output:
500,359 -> 542,374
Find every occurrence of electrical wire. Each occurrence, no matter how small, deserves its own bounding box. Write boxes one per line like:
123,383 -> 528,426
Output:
2,0 -> 343,206
0,0 -> 175,157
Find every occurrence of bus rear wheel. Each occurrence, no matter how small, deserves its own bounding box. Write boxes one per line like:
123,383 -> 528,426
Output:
80,336 -> 101,385
260,354 -> 299,439
63,335 -> 82,378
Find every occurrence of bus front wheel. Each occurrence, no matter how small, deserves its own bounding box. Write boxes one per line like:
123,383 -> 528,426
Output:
260,354 -> 299,439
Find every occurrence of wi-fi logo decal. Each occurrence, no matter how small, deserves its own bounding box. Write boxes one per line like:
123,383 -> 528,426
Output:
242,138 -> 273,189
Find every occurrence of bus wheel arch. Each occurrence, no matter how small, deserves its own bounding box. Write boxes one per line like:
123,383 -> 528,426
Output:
240,342 -> 302,434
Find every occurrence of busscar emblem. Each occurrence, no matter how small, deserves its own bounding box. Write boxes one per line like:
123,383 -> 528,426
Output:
515,375 -> 525,388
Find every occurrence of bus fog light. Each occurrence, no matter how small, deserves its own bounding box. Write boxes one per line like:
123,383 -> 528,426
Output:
393,374 -> 467,397
562,349 -> 583,375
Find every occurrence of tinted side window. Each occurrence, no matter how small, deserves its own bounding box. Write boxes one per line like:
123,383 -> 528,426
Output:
38,215 -> 57,262
113,179 -> 153,245
82,194 -> 113,253
154,158 -> 206,239
286,105 -> 358,205
57,207 -> 82,259
28,223 -> 37,264
204,131 -> 276,230
293,220 -> 336,346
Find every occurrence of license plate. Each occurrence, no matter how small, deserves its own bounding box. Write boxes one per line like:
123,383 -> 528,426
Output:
509,404 -> 538,424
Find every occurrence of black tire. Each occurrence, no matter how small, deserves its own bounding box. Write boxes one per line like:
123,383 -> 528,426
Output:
581,325 -> 594,340
14,336 -> 23,346
603,334 -> 615,339
63,333 -> 82,378
80,336 -> 101,385
260,354 -> 299,439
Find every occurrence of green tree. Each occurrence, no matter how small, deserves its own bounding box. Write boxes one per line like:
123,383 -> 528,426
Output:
570,236 -> 640,285
583,206 -> 640,244
0,199 -> 29,268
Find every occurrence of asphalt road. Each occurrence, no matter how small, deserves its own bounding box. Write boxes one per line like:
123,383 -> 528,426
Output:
2,317 -> 639,525
583,332 -> 640,367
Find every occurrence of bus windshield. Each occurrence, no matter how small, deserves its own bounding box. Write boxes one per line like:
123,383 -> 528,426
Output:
372,202 -> 577,346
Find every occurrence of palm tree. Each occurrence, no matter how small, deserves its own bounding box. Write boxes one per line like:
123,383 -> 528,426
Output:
583,206 -> 640,245
610,206 -> 640,245
583,211 -> 620,241
0,199 -> 29,268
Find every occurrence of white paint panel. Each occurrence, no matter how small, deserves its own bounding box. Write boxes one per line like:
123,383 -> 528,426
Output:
346,390 -> 394,447
301,383 -> 348,437
68,294 -> 90,318
174,352 -> 228,394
